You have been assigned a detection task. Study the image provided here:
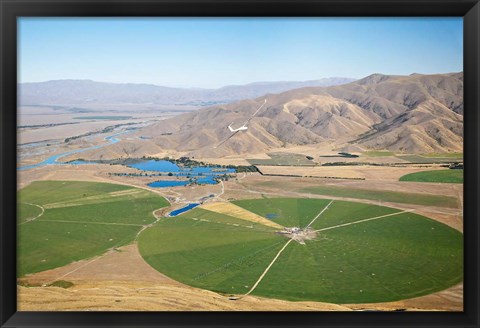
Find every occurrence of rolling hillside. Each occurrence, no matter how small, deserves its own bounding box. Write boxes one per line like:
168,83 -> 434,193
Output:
131,72 -> 463,157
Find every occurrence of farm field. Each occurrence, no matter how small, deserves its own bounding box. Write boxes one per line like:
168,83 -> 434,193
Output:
421,153 -> 463,158
396,155 -> 463,163
138,198 -> 463,304
300,185 -> 458,208
234,199 -> 401,230
17,180 -> 168,276
18,203 -> 43,225
247,152 -> 316,166
361,151 -> 395,157
399,170 -> 463,183
139,208 -> 286,294
232,198 -> 333,228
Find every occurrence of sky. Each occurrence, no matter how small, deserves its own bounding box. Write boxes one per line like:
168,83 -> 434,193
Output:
18,17 -> 463,88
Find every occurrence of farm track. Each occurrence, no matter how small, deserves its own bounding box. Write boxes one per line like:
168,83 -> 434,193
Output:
233,201 -> 333,299
239,239 -> 294,299
39,203 -> 169,285
183,216 -> 271,234
17,169 -> 464,311
43,189 -> 145,208
306,200 -> 334,228
313,209 -> 415,233
226,204 -> 428,301
18,202 -> 45,225
135,206 -> 172,241
38,219 -> 144,227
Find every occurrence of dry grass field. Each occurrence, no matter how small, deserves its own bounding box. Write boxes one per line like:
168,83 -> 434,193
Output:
18,244 -> 350,311
256,164 -> 450,181
200,202 -> 284,229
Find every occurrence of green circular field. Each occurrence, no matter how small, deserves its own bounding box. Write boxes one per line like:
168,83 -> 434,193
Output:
138,198 -> 463,304
17,180 -> 169,276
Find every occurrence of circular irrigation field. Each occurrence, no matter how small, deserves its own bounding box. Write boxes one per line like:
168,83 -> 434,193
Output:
138,198 -> 463,304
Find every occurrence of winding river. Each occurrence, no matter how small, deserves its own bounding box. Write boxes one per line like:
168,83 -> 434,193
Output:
17,132 -> 124,171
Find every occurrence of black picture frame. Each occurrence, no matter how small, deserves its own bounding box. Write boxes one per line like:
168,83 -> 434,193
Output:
1,0 -> 479,327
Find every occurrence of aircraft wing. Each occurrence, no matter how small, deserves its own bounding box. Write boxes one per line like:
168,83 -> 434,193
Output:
241,99 -> 267,127
215,99 -> 267,148
214,130 -> 240,148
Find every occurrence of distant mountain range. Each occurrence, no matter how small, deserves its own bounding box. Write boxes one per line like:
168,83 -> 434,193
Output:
130,72 -> 463,156
18,77 -> 356,106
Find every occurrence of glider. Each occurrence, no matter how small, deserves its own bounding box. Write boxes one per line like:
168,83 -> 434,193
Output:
215,99 -> 267,148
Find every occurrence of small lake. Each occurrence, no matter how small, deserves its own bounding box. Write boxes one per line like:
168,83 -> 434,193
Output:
147,176 -> 220,189
196,177 -> 218,184
148,180 -> 190,188
128,160 -> 235,188
129,160 -> 180,172
169,203 -> 200,216
17,136 -> 236,189
266,213 -> 279,220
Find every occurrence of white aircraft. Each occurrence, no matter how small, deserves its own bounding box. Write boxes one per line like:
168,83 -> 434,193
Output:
228,124 -> 248,132
215,99 -> 267,148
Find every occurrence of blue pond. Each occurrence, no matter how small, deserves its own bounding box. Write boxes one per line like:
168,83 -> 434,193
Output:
148,180 -> 189,188
17,132 -> 124,171
196,177 -> 218,185
147,176 -> 219,188
18,134 -> 236,190
129,160 -> 235,188
169,203 -> 200,216
266,213 -> 279,219
129,160 -> 180,172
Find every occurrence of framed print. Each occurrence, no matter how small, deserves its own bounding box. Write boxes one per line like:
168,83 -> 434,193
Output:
1,0 -> 479,327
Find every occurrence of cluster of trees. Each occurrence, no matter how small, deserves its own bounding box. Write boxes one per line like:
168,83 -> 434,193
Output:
223,165 -> 258,173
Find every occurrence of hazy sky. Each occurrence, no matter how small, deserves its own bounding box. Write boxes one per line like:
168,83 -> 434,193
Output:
18,17 -> 463,88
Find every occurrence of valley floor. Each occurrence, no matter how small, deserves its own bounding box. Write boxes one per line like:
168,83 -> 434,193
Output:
18,242 -> 463,311
17,160 -> 463,311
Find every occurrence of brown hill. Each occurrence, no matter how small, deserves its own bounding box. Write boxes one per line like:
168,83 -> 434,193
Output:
126,72 -> 463,158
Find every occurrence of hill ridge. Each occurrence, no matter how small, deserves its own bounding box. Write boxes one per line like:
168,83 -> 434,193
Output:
128,72 -> 462,156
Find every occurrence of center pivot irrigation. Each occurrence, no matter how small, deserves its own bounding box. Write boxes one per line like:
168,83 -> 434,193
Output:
229,203 -> 415,301
229,201 -> 332,300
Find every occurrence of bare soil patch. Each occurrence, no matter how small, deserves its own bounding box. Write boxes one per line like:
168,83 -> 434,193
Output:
19,244 -> 179,286
257,164 -> 451,181
17,243 -> 349,311
17,229 -> 462,311
17,281 -> 350,311
343,283 -> 463,312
